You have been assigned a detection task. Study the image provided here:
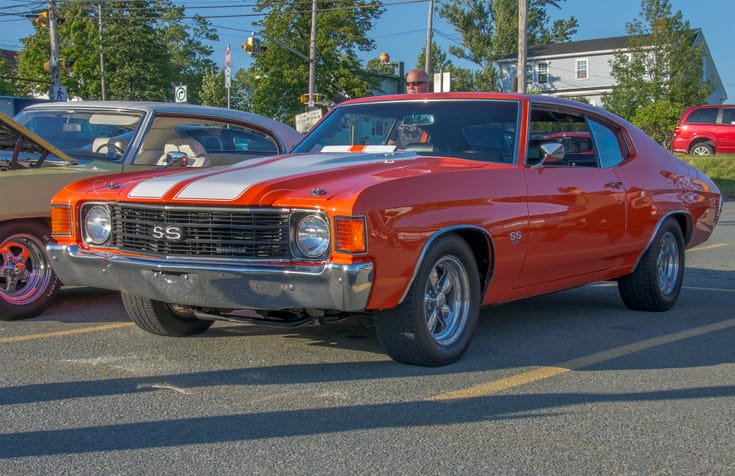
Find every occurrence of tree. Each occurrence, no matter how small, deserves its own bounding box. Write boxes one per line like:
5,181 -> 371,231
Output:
248,0 -> 384,123
0,56 -> 17,95
603,0 -> 711,134
416,42 -> 474,92
15,1 -> 217,101
437,0 -> 578,91
198,68 -> 228,108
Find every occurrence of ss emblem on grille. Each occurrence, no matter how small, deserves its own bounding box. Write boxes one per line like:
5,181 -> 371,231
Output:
152,224 -> 184,241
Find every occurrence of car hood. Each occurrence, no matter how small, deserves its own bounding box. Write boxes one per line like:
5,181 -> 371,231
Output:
0,111 -> 77,168
63,148 -> 495,206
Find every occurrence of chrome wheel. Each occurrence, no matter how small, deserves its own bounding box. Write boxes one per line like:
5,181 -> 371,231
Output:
690,143 -> 713,155
374,233 -> 480,366
656,231 -> 680,296
618,219 -> 684,312
423,256 -> 471,346
0,232 -> 53,306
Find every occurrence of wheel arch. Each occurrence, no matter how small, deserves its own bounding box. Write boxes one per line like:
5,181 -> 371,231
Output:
688,137 -> 715,153
632,211 -> 691,271
0,216 -> 51,229
398,226 -> 494,305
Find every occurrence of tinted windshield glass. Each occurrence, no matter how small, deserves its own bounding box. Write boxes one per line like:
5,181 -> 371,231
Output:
293,99 -> 520,163
14,109 -> 144,160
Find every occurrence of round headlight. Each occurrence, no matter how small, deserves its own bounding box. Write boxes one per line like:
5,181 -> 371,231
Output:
295,215 -> 330,258
84,205 -> 111,245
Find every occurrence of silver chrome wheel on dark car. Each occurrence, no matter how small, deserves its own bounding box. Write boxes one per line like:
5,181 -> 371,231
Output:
375,233 -> 480,366
0,221 -> 61,320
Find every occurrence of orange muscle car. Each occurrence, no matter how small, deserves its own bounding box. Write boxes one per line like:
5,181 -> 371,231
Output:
47,93 -> 723,366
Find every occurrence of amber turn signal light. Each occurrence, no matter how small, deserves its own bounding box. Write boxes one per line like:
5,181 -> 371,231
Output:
50,205 -> 72,236
334,216 -> 367,253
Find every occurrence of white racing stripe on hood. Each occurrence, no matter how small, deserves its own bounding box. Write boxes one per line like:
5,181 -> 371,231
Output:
175,151 -> 417,201
128,156 -> 275,199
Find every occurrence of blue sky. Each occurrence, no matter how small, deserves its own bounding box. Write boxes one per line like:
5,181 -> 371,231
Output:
1,0 -> 732,102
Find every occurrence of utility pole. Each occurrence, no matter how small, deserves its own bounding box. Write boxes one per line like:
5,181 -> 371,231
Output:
517,0 -> 528,93
98,2 -> 106,100
47,0 -> 61,100
308,0 -> 317,109
424,0 -> 433,75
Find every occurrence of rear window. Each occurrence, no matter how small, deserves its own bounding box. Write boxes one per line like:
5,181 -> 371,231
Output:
685,108 -> 718,124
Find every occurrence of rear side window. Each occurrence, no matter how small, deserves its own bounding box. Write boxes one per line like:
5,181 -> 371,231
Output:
722,108 -> 735,125
685,108 -> 718,124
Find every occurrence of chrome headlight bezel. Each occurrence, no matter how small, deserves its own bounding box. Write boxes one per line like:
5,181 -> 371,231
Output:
82,203 -> 112,246
291,212 -> 330,259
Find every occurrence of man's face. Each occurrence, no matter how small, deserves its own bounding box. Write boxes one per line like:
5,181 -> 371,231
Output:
406,73 -> 429,93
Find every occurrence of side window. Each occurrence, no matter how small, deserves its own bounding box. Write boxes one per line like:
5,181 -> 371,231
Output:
527,105 -> 597,167
686,108 -> 718,124
587,118 -> 626,168
721,108 -> 735,125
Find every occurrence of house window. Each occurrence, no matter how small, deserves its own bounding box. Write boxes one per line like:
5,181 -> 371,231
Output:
537,63 -> 548,84
576,59 -> 588,80
526,64 -> 534,84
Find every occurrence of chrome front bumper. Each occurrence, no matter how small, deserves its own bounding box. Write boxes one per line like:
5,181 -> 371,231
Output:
47,245 -> 374,312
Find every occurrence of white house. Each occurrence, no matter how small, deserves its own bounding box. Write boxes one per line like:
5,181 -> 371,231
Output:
496,30 -> 726,107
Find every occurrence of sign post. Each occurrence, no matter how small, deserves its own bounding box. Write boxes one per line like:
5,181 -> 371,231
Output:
225,44 -> 231,109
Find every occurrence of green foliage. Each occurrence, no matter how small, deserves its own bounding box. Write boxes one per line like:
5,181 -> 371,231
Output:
679,154 -> 735,199
437,0 -> 578,91
603,0 -> 711,123
416,42 -> 474,91
631,100 -> 684,147
15,1 -> 217,101
0,56 -> 16,95
198,68 -> 228,108
248,0 -> 384,124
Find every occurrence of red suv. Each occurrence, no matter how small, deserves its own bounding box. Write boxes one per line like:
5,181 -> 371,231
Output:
672,105 -> 735,155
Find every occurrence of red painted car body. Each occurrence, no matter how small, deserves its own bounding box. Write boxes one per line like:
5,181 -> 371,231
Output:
47,93 -> 722,366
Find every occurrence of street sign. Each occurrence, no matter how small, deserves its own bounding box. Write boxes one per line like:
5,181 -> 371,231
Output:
295,108 -> 323,133
225,44 -> 231,69
175,85 -> 187,103
49,85 -> 67,102
433,72 -> 451,93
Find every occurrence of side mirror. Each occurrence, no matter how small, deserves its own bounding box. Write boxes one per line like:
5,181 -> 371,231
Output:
533,142 -> 565,168
162,151 -> 190,168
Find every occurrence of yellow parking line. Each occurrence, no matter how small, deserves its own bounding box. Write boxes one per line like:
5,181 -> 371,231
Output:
688,243 -> 728,252
0,322 -> 133,344
430,318 -> 735,401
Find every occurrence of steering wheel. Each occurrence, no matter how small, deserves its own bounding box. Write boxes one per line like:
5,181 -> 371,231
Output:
95,142 -> 125,158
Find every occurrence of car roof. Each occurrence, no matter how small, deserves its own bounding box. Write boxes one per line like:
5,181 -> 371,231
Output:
21,100 -> 303,151
338,92 -> 630,128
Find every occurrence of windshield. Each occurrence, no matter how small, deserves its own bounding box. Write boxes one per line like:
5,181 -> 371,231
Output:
14,108 -> 144,161
293,99 -> 520,163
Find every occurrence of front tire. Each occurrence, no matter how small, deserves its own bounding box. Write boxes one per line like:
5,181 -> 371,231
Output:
0,221 -> 62,320
618,219 -> 685,311
374,234 -> 480,366
121,292 -> 214,336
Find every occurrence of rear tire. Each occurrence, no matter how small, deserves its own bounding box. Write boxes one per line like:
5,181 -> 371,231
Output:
0,221 -> 62,320
689,142 -> 714,156
121,292 -> 214,336
618,219 -> 685,311
374,234 -> 480,366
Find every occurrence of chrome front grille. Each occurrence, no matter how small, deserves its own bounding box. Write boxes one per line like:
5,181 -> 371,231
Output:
109,204 -> 291,259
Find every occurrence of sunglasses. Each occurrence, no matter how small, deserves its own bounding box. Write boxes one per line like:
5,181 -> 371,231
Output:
406,81 -> 427,87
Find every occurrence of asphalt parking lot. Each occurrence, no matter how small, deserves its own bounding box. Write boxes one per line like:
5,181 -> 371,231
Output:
1,203 -> 733,474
